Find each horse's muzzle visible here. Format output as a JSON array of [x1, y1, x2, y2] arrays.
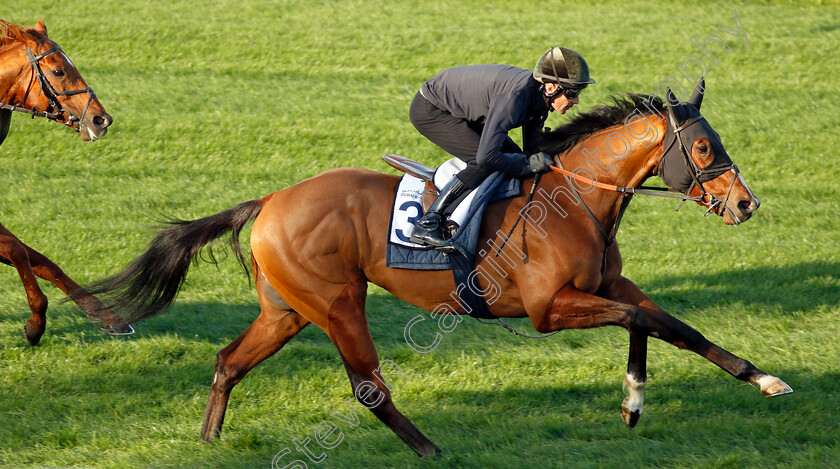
[[80, 112, 113, 141], [724, 195, 760, 225]]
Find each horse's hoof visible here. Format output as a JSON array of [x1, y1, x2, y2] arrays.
[[23, 322, 44, 346], [104, 324, 135, 335], [103, 318, 135, 336], [621, 400, 641, 429], [758, 376, 793, 397], [417, 444, 443, 458]]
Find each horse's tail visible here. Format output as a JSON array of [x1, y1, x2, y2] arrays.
[[87, 198, 267, 324]]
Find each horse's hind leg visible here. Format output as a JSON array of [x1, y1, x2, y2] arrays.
[[23, 239, 133, 334], [201, 267, 310, 442], [605, 275, 792, 397], [325, 274, 441, 458], [0, 234, 48, 346]]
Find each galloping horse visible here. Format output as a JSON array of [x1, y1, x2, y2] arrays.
[[91, 83, 791, 456], [0, 19, 131, 344]]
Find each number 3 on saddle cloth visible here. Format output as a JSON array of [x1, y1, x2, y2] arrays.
[[383, 155, 521, 272]]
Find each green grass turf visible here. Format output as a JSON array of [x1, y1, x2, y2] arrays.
[[1, 0, 839, 467]]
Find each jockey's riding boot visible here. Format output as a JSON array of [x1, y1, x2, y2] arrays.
[[410, 176, 469, 250]]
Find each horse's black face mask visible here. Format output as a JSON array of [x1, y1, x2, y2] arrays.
[[659, 99, 736, 195]]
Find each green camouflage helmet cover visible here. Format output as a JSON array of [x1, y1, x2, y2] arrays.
[[533, 47, 596, 86]]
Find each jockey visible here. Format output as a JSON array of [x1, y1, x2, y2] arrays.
[[409, 47, 596, 250]]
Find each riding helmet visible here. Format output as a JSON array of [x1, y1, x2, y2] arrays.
[[533, 47, 596, 86]]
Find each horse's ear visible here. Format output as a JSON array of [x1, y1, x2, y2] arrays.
[[688, 77, 705, 110], [34, 19, 47, 36], [665, 88, 679, 122], [665, 87, 680, 107]]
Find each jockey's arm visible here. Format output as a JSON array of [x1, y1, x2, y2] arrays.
[[475, 94, 531, 177]]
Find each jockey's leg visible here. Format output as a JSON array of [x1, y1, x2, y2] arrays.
[[410, 175, 469, 250], [408, 92, 507, 250]]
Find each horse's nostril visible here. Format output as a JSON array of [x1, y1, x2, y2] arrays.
[[92, 114, 112, 128], [739, 199, 755, 213]]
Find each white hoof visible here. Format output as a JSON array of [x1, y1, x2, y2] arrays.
[[621, 374, 645, 428], [756, 375, 793, 397]]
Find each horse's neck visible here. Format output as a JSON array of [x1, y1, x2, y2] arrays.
[[558, 116, 666, 225], [563, 116, 666, 189], [0, 43, 27, 103]]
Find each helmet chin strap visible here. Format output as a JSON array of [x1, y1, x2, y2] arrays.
[[544, 52, 564, 102]]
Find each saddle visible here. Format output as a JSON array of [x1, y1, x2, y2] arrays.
[[382, 154, 507, 320], [382, 154, 441, 213]]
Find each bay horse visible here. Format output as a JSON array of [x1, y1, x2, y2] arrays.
[[90, 83, 791, 457], [0, 19, 132, 345]]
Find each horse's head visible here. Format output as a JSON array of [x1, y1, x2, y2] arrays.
[[658, 80, 759, 225], [2, 19, 112, 141]]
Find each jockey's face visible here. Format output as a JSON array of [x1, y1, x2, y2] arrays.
[[543, 83, 579, 114]]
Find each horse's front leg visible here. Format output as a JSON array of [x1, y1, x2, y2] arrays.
[[531, 285, 649, 428], [603, 275, 792, 397], [0, 234, 48, 345]]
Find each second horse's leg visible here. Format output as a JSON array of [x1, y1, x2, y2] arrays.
[[25, 243, 133, 334], [0, 234, 48, 345], [0, 221, 132, 335]]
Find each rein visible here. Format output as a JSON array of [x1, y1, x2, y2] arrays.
[[0, 43, 96, 127], [0, 102, 65, 120], [549, 165, 704, 203]]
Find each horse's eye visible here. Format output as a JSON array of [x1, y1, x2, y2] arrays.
[[52, 69, 65, 77], [697, 143, 709, 153]]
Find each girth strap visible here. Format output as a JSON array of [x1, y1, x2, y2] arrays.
[[449, 251, 497, 320], [550, 164, 703, 203]]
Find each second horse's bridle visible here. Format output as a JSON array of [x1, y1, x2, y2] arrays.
[[0, 43, 97, 128]]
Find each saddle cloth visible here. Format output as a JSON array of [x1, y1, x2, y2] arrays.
[[386, 158, 520, 270]]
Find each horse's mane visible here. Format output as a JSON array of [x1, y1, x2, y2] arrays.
[[536, 93, 665, 155], [0, 20, 48, 49]]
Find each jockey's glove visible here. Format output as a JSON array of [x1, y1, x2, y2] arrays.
[[528, 152, 554, 174]]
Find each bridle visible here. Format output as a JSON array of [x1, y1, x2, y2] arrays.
[[660, 108, 740, 218], [484, 102, 743, 339], [0, 43, 96, 127]]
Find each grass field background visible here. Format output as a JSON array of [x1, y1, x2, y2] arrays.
[[1, 1, 839, 468]]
